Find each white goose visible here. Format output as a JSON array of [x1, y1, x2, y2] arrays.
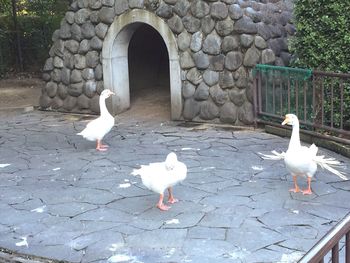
[[260, 114, 347, 195], [77, 89, 115, 151], [131, 152, 187, 211]]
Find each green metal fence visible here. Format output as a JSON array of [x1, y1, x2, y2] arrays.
[[253, 64, 350, 142]]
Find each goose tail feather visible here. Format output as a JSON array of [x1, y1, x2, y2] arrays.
[[313, 156, 347, 180], [259, 150, 286, 160]]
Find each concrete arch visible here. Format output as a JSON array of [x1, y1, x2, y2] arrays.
[[102, 9, 182, 120]]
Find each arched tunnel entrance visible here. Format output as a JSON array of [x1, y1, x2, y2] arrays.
[[127, 24, 170, 121], [102, 9, 182, 120]]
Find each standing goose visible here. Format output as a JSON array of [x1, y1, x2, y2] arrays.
[[131, 152, 187, 211], [77, 89, 115, 151], [260, 114, 347, 195]]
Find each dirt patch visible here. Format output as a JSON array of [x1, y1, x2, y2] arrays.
[[119, 86, 171, 123], [0, 77, 172, 122], [0, 77, 43, 110]]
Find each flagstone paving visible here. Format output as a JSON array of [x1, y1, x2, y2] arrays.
[[0, 110, 349, 263]]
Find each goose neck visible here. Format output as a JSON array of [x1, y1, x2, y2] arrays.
[[289, 123, 301, 150], [99, 96, 109, 116]]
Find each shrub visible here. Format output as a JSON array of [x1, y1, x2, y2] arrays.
[[290, 0, 350, 131]]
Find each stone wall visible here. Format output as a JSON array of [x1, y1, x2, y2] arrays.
[[40, 0, 295, 125]]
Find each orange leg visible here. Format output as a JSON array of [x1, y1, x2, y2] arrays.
[[96, 140, 108, 151], [167, 187, 179, 204], [302, 177, 313, 195], [157, 194, 171, 211], [289, 175, 300, 193]]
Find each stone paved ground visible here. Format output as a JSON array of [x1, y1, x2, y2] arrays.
[[0, 109, 349, 263]]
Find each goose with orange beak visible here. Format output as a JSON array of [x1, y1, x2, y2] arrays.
[[77, 89, 115, 151], [260, 114, 347, 195]]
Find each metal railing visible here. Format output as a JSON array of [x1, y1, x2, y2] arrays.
[[253, 65, 350, 143], [299, 213, 350, 263]]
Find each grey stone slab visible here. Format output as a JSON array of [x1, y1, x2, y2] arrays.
[[259, 209, 329, 229], [162, 212, 205, 229], [314, 190, 350, 209], [187, 226, 226, 240], [279, 237, 320, 254], [69, 230, 124, 251], [226, 225, 285, 252], [23, 244, 84, 263], [74, 207, 133, 223], [0, 187, 32, 205], [0, 111, 349, 262], [199, 211, 245, 228], [34, 186, 118, 205], [107, 196, 156, 215], [250, 187, 292, 209], [0, 208, 47, 226], [47, 202, 97, 217], [170, 184, 213, 203], [283, 199, 349, 221], [276, 224, 318, 240], [244, 248, 303, 263], [129, 218, 164, 231], [125, 229, 187, 248], [200, 191, 252, 207], [182, 239, 236, 259], [331, 180, 350, 191]]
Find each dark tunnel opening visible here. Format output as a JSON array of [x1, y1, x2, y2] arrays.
[[127, 24, 170, 118]]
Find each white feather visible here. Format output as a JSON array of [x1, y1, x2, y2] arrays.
[[131, 152, 187, 195], [77, 89, 115, 142], [261, 114, 347, 181]]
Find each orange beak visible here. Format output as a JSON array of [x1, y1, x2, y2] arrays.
[[281, 116, 289, 125]]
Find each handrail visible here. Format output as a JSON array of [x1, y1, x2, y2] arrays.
[[299, 213, 350, 263]]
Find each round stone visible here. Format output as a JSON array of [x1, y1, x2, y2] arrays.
[[71, 69, 83, 83], [211, 2, 228, 20], [203, 33, 221, 55], [86, 51, 100, 68], [238, 101, 254, 124], [201, 16, 215, 34], [200, 100, 219, 120], [63, 96, 77, 111], [193, 51, 209, 69], [191, 0, 210, 18], [220, 101, 237, 123], [45, 82, 58, 98], [82, 68, 95, 80], [58, 83, 68, 100], [180, 51, 195, 69], [168, 15, 184, 34], [225, 51, 243, 71], [182, 15, 201, 33], [183, 81, 196, 99], [229, 87, 246, 106], [209, 85, 228, 105], [77, 94, 90, 109], [194, 82, 209, 101], [219, 70, 234, 89], [177, 31, 191, 51], [222, 36, 239, 53], [183, 98, 200, 120], [39, 94, 52, 108], [68, 82, 84, 97], [84, 80, 97, 98], [203, 70, 219, 86], [254, 36, 266, 50]]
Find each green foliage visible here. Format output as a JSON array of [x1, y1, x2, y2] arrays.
[[291, 0, 350, 73], [290, 0, 350, 131], [0, 0, 70, 76]]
